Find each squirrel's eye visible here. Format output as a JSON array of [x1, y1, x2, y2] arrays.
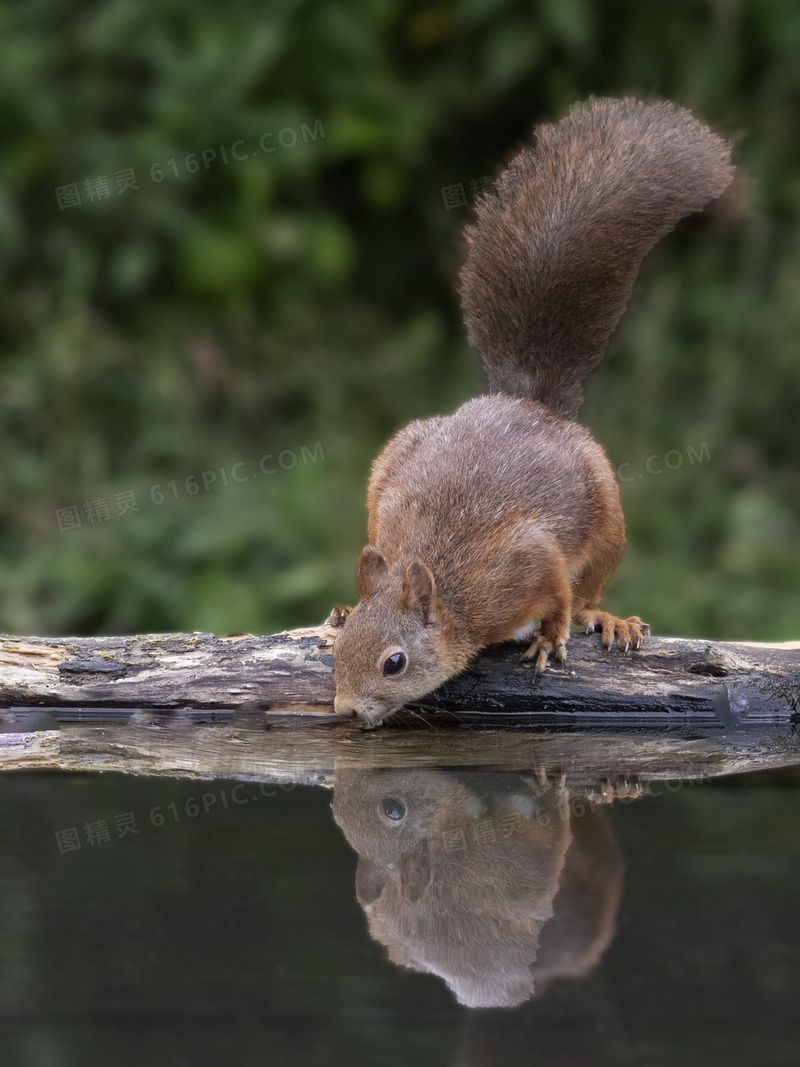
[[383, 652, 407, 676], [382, 797, 406, 821]]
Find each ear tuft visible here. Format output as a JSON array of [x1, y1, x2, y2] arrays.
[[356, 545, 389, 600], [401, 560, 436, 624]]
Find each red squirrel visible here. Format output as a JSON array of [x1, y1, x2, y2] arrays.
[[330, 97, 734, 726]]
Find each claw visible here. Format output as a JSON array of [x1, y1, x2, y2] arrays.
[[576, 610, 649, 654], [522, 633, 568, 673]]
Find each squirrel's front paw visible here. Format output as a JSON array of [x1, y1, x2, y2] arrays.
[[324, 606, 352, 629], [576, 610, 649, 652], [522, 633, 568, 673], [586, 775, 645, 804]]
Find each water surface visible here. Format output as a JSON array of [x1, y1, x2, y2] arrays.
[[1, 720, 799, 1065]]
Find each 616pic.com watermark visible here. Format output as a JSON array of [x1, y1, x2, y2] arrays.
[[54, 781, 298, 855], [54, 441, 325, 533], [617, 441, 710, 483], [54, 119, 325, 210]]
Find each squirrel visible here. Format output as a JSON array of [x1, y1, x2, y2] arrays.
[[330, 97, 735, 727], [332, 767, 626, 1008]]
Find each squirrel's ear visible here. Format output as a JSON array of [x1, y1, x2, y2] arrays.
[[399, 838, 433, 903], [356, 545, 389, 600], [401, 560, 437, 624], [355, 857, 388, 905]]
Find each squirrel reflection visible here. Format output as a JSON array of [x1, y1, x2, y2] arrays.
[[332, 769, 633, 1009]]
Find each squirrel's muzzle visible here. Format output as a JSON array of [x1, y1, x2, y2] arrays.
[[333, 695, 359, 719], [334, 693, 395, 728]]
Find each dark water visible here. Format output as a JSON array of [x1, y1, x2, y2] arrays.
[[1, 756, 799, 1066]]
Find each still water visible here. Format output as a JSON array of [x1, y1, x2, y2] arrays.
[[1, 720, 799, 1066]]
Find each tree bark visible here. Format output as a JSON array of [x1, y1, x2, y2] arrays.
[[0, 627, 797, 727]]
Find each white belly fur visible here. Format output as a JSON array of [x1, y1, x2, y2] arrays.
[[511, 620, 539, 642]]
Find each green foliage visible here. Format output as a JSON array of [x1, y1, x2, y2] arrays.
[[0, 0, 797, 639]]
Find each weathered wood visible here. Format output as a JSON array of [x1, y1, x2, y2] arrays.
[[1, 717, 799, 788], [0, 627, 798, 727]]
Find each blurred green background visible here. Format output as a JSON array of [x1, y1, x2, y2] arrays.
[[0, 0, 797, 641]]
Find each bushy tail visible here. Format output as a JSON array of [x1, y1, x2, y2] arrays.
[[459, 97, 735, 419]]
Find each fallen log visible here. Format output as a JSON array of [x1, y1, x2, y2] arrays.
[[0, 626, 798, 727]]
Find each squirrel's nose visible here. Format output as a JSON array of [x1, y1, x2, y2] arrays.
[[334, 695, 358, 719]]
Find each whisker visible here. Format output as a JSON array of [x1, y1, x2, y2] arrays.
[[404, 708, 435, 729], [407, 701, 471, 728]]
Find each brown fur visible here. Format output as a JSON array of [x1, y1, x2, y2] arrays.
[[460, 96, 734, 419], [332, 97, 735, 725], [332, 769, 624, 1008]]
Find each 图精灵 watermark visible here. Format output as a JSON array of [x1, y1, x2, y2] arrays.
[[54, 780, 300, 855], [54, 441, 325, 533], [55, 120, 326, 210], [441, 174, 496, 210]]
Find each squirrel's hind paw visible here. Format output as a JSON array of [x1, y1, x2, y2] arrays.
[[576, 611, 649, 652], [522, 633, 568, 673]]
